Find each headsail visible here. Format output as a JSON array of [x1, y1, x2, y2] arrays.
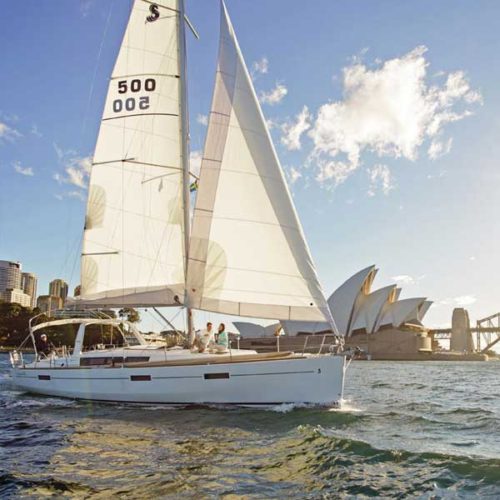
[[80, 0, 185, 307], [187, 2, 333, 323]]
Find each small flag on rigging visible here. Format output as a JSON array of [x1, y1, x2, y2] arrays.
[[190, 180, 199, 192]]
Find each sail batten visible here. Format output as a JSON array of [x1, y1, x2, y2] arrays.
[[186, 1, 332, 323], [79, 0, 186, 307]]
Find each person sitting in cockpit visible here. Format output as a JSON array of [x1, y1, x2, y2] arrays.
[[214, 323, 229, 353], [36, 333, 54, 358]]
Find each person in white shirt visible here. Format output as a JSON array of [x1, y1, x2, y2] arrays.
[[195, 322, 214, 353]]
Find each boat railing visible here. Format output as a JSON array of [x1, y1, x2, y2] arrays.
[[301, 334, 342, 355], [228, 332, 240, 350]]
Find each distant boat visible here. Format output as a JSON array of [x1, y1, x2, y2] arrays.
[[10, 0, 347, 406]]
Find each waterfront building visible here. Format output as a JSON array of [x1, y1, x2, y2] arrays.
[[0, 288, 32, 308], [0, 261, 32, 308], [37, 295, 63, 315], [0, 260, 22, 291], [49, 279, 69, 302], [237, 265, 435, 359], [21, 272, 37, 307]]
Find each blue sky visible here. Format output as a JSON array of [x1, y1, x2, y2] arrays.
[[1, 0, 499, 331]]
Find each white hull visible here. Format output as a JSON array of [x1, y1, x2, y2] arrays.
[[11, 354, 346, 406]]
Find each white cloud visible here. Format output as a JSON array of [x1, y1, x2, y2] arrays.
[[196, 114, 208, 126], [308, 46, 482, 188], [281, 106, 311, 151], [315, 159, 357, 188], [31, 124, 42, 138], [440, 295, 477, 307], [266, 118, 280, 130], [53, 144, 92, 189], [13, 162, 34, 177], [287, 166, 302, 185], [54, 190, 86, 202], [80, 0, 94, 18], [391, 274, 425, 285], [252, 57, 269, 77], [428, 137, 453, 159], [367, 164, 394, 196], [189, 150, 202, 178], [0, 121, 22, 143], [260, 83, 288, 106]]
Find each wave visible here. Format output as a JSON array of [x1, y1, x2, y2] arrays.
[[290, 427, 500, 493], [0, 472, 97, 498]]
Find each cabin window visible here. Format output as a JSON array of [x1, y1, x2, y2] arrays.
[[80, 356, 150, 366], [130, 375, 151, 381], [124, 356, 149, 363], [204, 373, 230, 380]]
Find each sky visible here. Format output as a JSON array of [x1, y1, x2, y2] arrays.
[[1, 0, 499, 332]]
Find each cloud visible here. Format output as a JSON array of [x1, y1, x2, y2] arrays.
[[287, 166, 302, 185], [308, 46, 482, 188], [53, 143, 92, 189], [391, 274, 425, 285], [196, 114, 208, 126], [367, 164, 394, 196], [440, 295, 477, 307], [31, 124, 42, 138], [281, 106, 311, 151], [189, 150, 202, 178], [54, 190, 86, 202], [315, 159, 357, 188], [252, 57, 269, 77], [428, 137, 452, 159], [0, 121, 22, 143], [13, 162, 34, 177], [80, 0, 94, 18], [260, 83, 288, 106]]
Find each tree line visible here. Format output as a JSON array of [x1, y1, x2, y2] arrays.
[[0, 302, 140, 348]]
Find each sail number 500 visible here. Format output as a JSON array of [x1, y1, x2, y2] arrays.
[[112, 78, 156, 113]]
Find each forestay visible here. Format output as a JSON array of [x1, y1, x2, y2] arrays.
[[187, 2, 333, 323], [80, 0, 186, 306]]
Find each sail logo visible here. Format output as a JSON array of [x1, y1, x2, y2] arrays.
[[146, 4, 160, 22]]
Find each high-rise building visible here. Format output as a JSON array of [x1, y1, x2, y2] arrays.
[[49, 279, 69, 302], [0, 260, 32, 307], [37, 295, 63, 315], [0, 260, 22, 291], [21, 272, 38, 307], [0, 289, 31, 307]]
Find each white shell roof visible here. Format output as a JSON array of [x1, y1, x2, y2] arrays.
[[233, 321, 280, 337], [235, 268, 432, 338], [280, 320, 330, 336], [349, 285, 398, 335], [379, 297, 426, 328], [327, 265, 377, 336]]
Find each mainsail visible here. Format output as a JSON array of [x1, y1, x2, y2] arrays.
[[80, 0, 186, 306], [187, 2, 333, 323]]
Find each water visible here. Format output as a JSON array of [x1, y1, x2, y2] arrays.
[[1, 354, 499, 498]]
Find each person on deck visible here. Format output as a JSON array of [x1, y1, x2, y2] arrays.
[[196, 322, 214, 353], [36, 333, 54, 358], [214, 323, 229, 353]]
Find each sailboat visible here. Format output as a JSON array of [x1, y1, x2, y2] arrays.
[[10, 0, 348, 406]]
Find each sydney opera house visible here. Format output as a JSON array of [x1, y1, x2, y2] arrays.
[[236, 265, 434, 359]]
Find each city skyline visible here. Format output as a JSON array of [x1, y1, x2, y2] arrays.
[[1, 0, 500, 330]]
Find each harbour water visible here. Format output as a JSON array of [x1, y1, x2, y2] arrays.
[[1, 353, 499, 498]]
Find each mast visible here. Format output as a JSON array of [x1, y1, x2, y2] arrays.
[[178, 0, 194, 342]]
